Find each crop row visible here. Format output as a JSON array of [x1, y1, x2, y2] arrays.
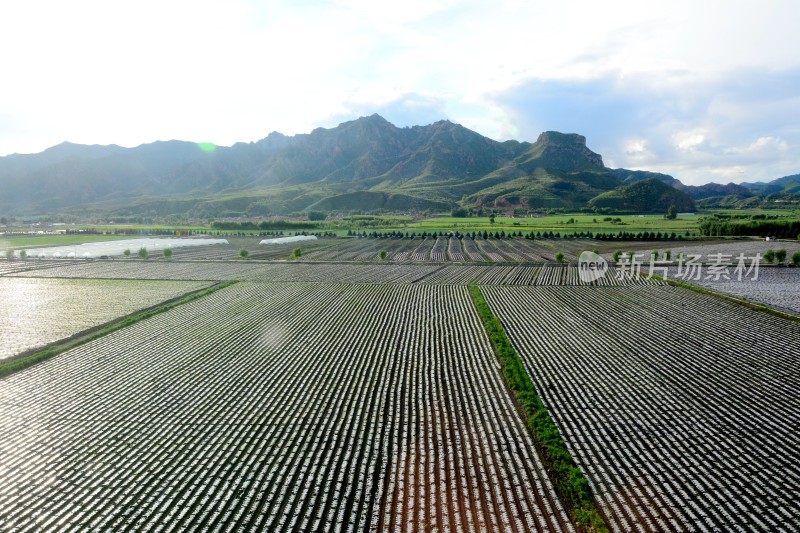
[[9, 261, 664, 287], [7, 236, 618, 265], [0, 259, 66, 276], [0, 283, 572, 531], [660, 266, 800, 315], [482, 285, 800, 531], [0, 278, 211, 361], [275, 237, 592, 263], [614, 239, 800, 265]]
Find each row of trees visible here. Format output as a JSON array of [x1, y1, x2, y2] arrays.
[[699, 218, 800, 239], [210, 220, 318, 231], [345, 229, 689, 241], [121, 248, 171, 260], [764, 249, 800, 266]]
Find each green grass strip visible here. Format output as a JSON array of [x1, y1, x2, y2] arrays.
[[0, 281, 237, 379], [469, 284, 609, 532]]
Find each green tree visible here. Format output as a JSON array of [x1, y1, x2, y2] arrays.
[[665, 204, 678, 220], [123, 249, 131, 258], [5, 249, 14, 260], [612, 250, 623, 262], [0, 217, 7, 225], [293, 247, 302, 258], [763, 249, 775, 264], [307, 211, 326, 221], [19, 250, 27, 260], [379, 250, 387, 260], [239, 249, 249, 259], [775, 249, 787, 264], [163, 248, 173, 260], [137, 247, 149, 260], [791, 251, 800, 267], [489, 215, 496, 224], [555, 252, 565, 263], [665, 250, 672, 261]]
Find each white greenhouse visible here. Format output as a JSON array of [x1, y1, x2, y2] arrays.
[[259, 235, 317, 245]]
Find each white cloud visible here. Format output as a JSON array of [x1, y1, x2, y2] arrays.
[[673, 131, 707, 152], [0, 0, 798, 186], [625, 139, 648, 155], [742, 136, 789, 153]]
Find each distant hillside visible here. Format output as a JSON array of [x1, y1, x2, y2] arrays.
[[741, 174, 800, 195], [610, 169, 681, 188], [705, 174, 800, 208], [0, 115, 795, 217], [680, 182, 753, 200], [587, 178, 696, 213]]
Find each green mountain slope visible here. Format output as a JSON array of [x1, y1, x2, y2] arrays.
[[1, 114, 792, 217], [587, 178, 696, 213]]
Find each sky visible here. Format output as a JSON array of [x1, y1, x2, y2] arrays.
[[1, 0, 798, 185]]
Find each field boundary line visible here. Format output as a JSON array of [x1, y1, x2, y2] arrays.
[[650, 274, 800, 323], [0, 280, 238, 379], [468, 284, 609, 532]]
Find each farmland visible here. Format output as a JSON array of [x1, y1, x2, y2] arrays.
[[0, 278, 211, 361], [0, 235, 798, 531], [664, 267, 800, 315], [0, 283, 572, 531], [10, 260, 663, 287], [617, 239, 800, 265], [483, 286, 800, 531]]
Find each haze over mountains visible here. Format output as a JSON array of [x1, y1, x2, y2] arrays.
[[0, 115, 797, 218]]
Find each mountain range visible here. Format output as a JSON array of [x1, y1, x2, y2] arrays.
[[0, 114, 797, 218]]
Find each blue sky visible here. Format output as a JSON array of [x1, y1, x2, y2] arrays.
[[1, 0, 798, 185]]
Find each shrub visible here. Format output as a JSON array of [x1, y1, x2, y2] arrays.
[[163, 248, 173, 260], [293, 247, 302, 258], [239, 249, 249, 259], [665, 250, 672, 261], [123, 249, 131, 257], [791, 251, 800, 267], [775, 249, 787, 264], [555, 252, 565, 263], [379, 250, 387, 260], [763, 249, 775, 264], [137, 247, 148, 260], [612, 250, 622, 262]]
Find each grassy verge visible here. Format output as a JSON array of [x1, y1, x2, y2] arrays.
[[650, 274, 800, 323], [0, 281, 237, 379], [469, 284, 609, 532]]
